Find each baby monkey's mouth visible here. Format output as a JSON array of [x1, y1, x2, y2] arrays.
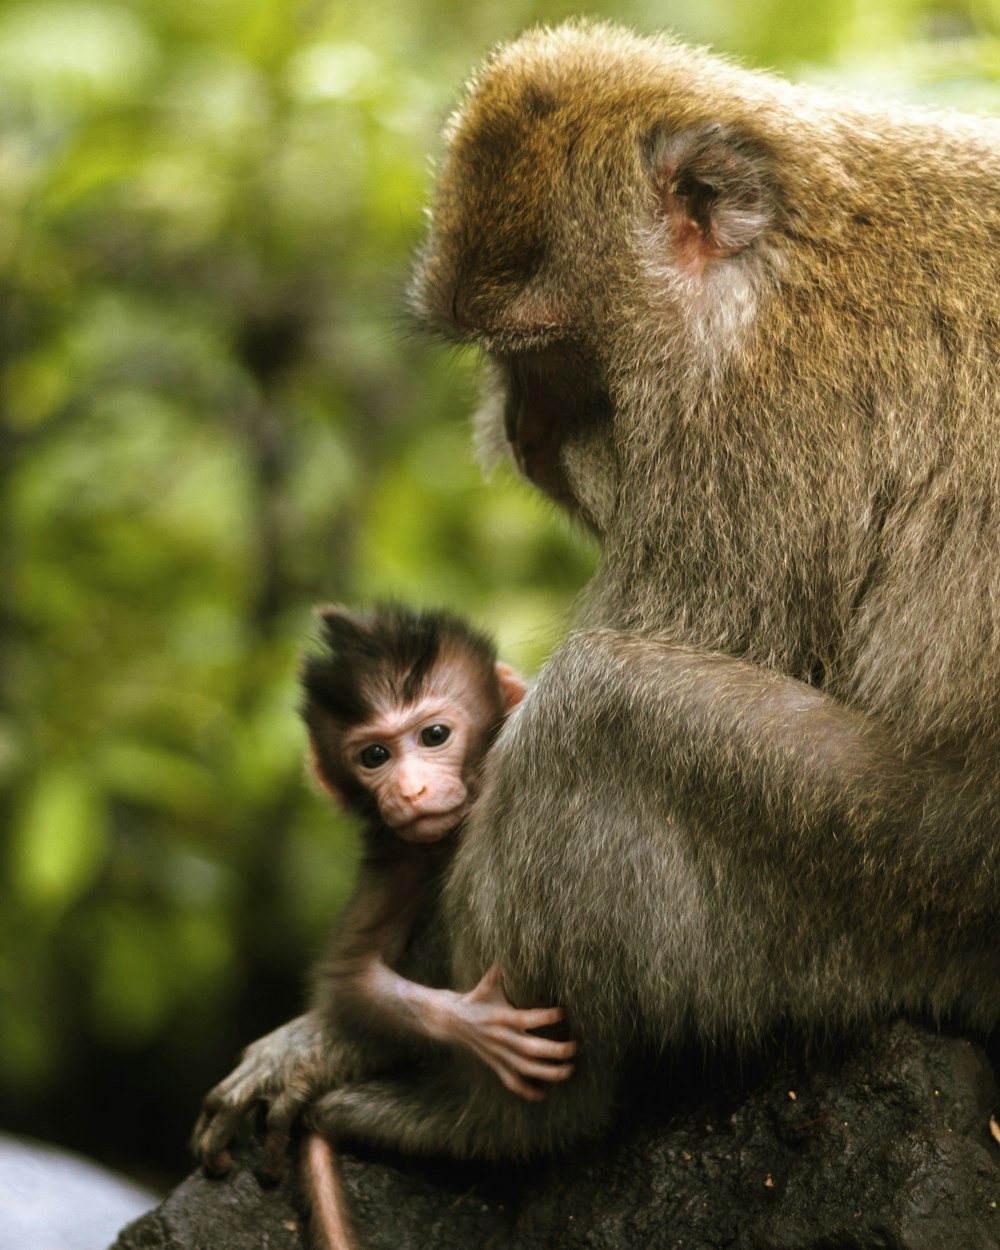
[[396, 802, 470, 843]]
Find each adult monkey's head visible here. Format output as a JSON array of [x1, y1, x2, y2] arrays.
[[409, 17, 993, 595], [408, 21, 800, 536]]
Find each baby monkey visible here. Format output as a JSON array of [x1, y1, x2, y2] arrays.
[[303, 602, 574, 1094], [300, 604, 575, 1247]]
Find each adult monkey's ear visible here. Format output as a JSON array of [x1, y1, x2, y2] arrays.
[[647, 124, 769, 265], [495, 662, 529, 711]]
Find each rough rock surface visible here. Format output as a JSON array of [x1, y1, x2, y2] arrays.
[[112, 1019, 1000, 1250]]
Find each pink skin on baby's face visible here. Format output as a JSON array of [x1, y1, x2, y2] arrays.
[[341, 658, 524, 842]]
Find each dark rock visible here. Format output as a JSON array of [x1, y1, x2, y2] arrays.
[[111, 1019, 1000, 1250]]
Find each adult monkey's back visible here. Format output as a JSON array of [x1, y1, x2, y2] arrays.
[[195, 20, 1000, 1169]]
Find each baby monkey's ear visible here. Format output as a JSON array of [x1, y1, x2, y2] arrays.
[[307, 738, 346, 808], [495, 662, 528, 711]]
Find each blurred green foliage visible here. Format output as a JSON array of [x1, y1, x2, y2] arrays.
[[1, 0, 998, 1186]]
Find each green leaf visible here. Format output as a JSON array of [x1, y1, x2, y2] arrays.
[[9, 767, 108, 910], [87, 910, 172, 1043], [96, 740, 218, 817]]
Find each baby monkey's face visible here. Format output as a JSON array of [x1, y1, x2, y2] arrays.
[[341, 658, 501, 843]]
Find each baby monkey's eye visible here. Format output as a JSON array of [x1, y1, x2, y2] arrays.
[[359, 744, 390, 769], [421, 724, 451, 747]]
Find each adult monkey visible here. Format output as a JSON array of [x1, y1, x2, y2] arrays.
[[195, 20, 1000, 1173]]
